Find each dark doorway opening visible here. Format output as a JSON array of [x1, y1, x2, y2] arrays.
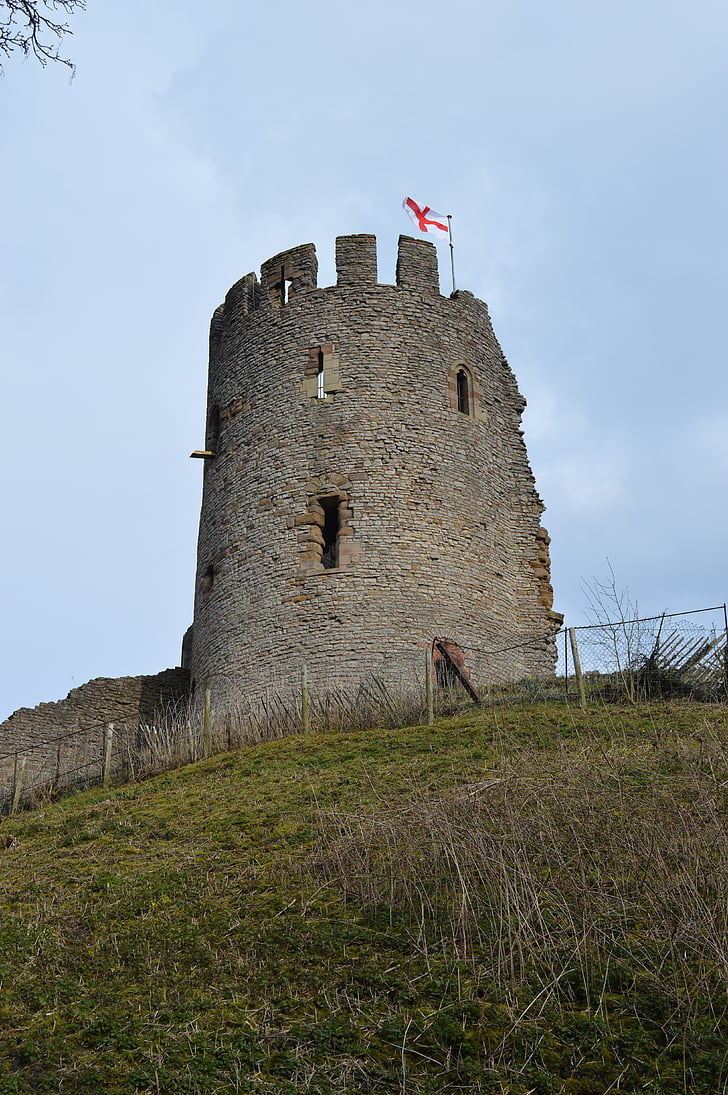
[[432, 638, 481, 703]]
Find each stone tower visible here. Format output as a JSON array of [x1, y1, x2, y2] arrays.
[[189, 234, 560, 711]]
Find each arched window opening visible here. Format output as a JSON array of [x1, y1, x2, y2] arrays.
[[456, 368, 470, 415], [447, 361, 480, 417], [432, 638, 480, 703]]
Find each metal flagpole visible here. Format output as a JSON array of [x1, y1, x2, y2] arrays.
[[447, 215, 456, 294]]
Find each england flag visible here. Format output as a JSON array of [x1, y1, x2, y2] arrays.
[[402, 197, 449, 237]]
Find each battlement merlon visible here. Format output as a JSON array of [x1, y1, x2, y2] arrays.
[[261, 243, 318, 303], [336, 234, 378, 287], [250, 234, 441, 303], [209, 302, 225, 363], [395, 234, 440, 294]]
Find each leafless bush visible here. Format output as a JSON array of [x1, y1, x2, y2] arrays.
[[580, 565, 654, 702]]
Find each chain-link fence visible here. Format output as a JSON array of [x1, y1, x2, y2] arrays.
[[557, 604, 728, 704]]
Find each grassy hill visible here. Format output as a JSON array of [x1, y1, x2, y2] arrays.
[[1, 701, 727, 1094]]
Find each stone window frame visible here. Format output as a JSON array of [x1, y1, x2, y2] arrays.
[[446, 360, 485, 419], [294, 489, 358, 577], [301, 343, 342, 400]]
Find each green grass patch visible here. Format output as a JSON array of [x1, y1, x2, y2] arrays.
[[0, 702, 727, 1092]]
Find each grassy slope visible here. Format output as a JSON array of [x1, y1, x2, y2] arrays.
[[1, 702, 727, 1094]]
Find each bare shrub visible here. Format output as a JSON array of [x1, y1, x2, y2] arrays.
[[313, 723, 728, 1018]]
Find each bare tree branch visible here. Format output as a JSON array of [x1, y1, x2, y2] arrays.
[[0, 0, 85, 73]]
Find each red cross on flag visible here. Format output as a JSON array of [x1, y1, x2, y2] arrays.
[[402, 197, 449, 238]]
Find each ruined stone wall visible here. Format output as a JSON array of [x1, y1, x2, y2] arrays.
[[0, 669, 190, 790], [191, 234, 560, 711]]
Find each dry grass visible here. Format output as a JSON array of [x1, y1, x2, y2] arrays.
[[3, 674, 474, 811], [314, 721, 728, 1032]]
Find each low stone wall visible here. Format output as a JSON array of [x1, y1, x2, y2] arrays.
[[0, 668, 190, 796]]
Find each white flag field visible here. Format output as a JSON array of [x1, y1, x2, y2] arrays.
[[402, 197, 450, 238]]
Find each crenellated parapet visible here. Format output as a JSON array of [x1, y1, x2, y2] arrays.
[[210, 233, 476, 327]]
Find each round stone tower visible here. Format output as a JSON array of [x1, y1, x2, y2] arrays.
[[189, 234, 560, 711]]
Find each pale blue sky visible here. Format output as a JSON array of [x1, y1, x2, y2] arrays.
[[2, 0, 727, 716]]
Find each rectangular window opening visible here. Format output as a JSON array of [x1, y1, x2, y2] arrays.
[[280, 266, 295, 305], [320, 497, 340, 569], [316, 349, 325, 399]]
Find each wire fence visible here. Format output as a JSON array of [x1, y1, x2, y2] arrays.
[[558, 603, 728, 705], [0, 707, 197, 816], [1, 605, 725, 814]]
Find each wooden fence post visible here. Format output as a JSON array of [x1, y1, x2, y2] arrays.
[[563, 627, 569, 703], [301, 666, 310, 734], [425, 648, 434, 725], [102, 724, 114, 787], [568, 628, 587, 709], [11, 755, 27, 815], [203, 689, 212, 759]]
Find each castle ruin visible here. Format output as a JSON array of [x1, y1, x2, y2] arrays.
[[0, 231, 561, 797], [188, 233, 561, 709]]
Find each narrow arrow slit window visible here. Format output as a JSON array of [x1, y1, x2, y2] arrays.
[[320, 497, 340, 569]]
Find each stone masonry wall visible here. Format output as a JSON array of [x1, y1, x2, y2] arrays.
[[0, 668, 190, 793], [191, 234, 561, 712]]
